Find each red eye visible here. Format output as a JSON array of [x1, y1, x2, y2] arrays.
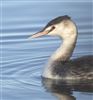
[[52, 26, 55, 30], [48, 26, 55, 33]]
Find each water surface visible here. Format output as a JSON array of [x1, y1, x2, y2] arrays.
[[1, 0, 93, 100]]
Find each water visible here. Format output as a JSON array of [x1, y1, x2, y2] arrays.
[[1, 0, 93, 100]]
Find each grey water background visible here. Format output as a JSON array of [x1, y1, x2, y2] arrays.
[[1, 0, 93, 100]]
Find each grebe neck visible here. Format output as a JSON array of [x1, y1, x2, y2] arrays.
[[43, 33, 77, 78], [50, 34, 77, 62]]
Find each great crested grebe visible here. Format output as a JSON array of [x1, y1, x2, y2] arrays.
[[29, 15, 93, 80]]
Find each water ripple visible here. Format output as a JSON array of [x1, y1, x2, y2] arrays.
[[1, 1, 93, 100]]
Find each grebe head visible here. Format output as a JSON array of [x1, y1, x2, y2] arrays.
[[30, 15, 77, 39]]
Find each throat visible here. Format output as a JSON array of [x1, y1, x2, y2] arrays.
[[50, 36, 77, 62]]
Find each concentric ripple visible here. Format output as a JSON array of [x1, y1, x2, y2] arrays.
[[14, 56, 46, 87]]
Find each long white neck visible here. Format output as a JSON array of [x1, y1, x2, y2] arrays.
[[43, 34, 77, 78], [50, 35, 77, 62]]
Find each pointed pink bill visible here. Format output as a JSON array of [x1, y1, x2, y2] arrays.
[[28, 26, 55, 39], [29, 30, 49, 39]]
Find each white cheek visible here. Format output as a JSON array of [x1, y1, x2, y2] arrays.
[[48, 30, 57, 36], [56, 24, 64, 35], [62, 27, 73, 38]]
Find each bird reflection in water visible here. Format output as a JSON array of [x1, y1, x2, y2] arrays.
[[42, 78, 93, 100]]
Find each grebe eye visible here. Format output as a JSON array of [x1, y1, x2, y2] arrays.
[[48, 26, 55, 33]]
